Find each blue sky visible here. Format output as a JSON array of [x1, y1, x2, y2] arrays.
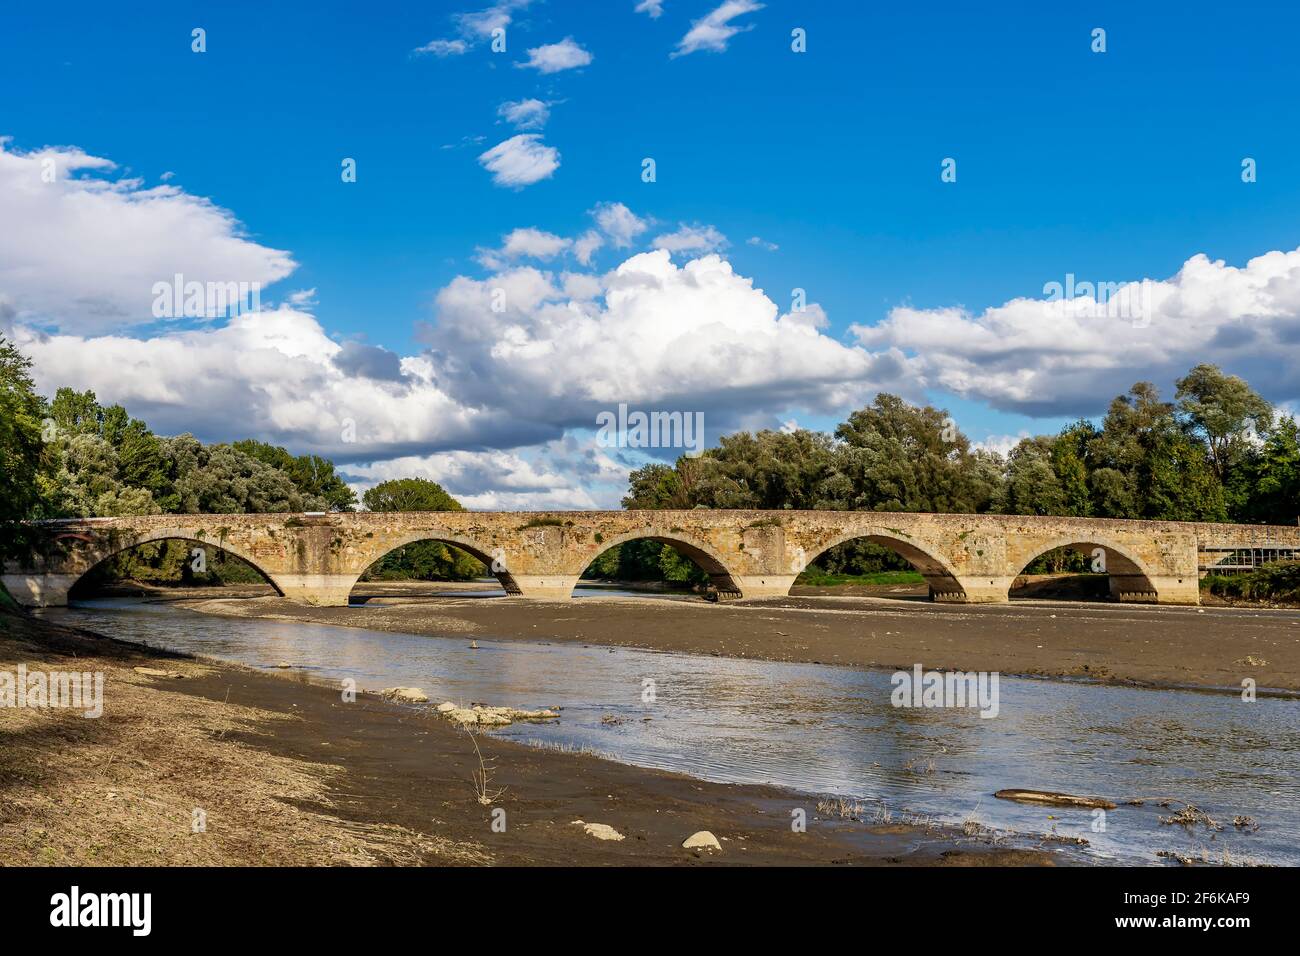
[[3, 1, 1300, 506]]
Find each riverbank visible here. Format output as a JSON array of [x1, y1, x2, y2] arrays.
[[0, 609, 1070, 866], [172, 584, 1300, 694]]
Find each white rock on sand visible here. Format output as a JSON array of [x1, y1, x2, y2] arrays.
[[436, 701, 558, 727], [682, 830, 722, 851], [132, 666, 184, 679], [381, 687, 429, 703], [572, 821, 625, 841]]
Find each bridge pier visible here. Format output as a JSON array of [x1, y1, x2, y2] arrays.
[[1114, 574, 1198, 605], [271, 574, 357, 607], [510, 576, 580, 601], [2, 573, 75, 608], [947, 576, 1013, 603], [732, 575, 798, 599]]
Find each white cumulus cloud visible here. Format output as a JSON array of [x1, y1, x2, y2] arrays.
[[573, 231, 604, 266], [971, 433, 1029, 458], [414, 39, 468, 56], [593, 201, 649, 248], [422, 250, 904, 431], [500, 227, 571, 259], [415, 1, 532, 55], [673, 0, 764, 57], [0, 140, 295, 334], [477, 134, 561, 188], [477, 227, 572, 268], [519, 37, 593, 73], [497, 98, 551, 129], [343, 439, 627, 510], [652, 223, 728, 255], [10, 307, 540, 460], [851, 248, 1300, 416]]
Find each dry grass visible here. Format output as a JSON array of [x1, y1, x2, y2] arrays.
[[816, 796, 868, 821], [461, 725, 506, 807], [0, 628, 489, 866], [513, 737, 607, 758]]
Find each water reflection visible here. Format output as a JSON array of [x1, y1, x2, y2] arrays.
[[42, 598, 1300, 865]]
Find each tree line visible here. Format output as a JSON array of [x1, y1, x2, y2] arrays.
[[622, 364, 1296, 522], [614, 364, 1299, 581]]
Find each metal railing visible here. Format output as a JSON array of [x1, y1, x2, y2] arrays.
[[1199, 548, 1300, 575]]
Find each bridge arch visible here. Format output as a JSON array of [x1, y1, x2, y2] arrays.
[[570, 528, 743, 599], [347, 531, 521, 596], [67, 528, 285, 597], [1010, 535, 1160, 602], [797, 529, 967, 601]]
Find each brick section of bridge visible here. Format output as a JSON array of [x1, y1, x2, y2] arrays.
[[5, 511, 1299, 608]]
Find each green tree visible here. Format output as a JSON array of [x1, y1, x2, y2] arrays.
[[1050, 422, 1095, 516], [1237, 415, 1300, 524], [362, 477, 463, 513], [1175, 364, 1272, 479], [0, 336, 47, 556], [695, 429, 842, 510], [622, 462, 691, 510], [578, 539, 708, 587], [233, 439, 356, 511], [359, 478, 482, 581], [164, 439, 324, 513], [1087, 382, 1225, 520], [1000, 437, 1067, 516], [47, 387, 103, 436], [832, 394, 999, 513]]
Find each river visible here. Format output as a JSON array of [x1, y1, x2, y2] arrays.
[[39, 597, 1300, 865]]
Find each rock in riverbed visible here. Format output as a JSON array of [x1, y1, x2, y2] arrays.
[[133, 666, 184, 679], [573, 821, 625, 841], [437, 701, 559, 727], [682, 830, 722, 851], [994, 789, 1116, 810], [381, 687, 430, 703]]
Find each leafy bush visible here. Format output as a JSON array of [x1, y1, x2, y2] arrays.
[[580, 540, 707, 586], [794, 568, 925, 587], [1205, 561, 1300, 602]]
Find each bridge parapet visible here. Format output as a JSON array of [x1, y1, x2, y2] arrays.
[[1190, 521, 1300, 551]]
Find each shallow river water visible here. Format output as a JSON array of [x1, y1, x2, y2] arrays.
[[41, 598, 1300, 865]]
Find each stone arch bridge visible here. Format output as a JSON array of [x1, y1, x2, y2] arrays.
[[5, 511, 1299, 608]]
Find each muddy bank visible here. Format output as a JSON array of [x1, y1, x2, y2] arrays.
[[175, 586, 1300, 694], [0, 610, 1068, 866]]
